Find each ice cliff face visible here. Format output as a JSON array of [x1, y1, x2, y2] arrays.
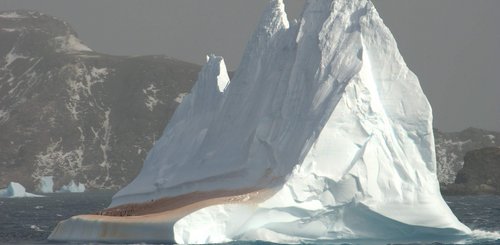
[[0, 10, 199, 190], [108, 0, 470, 243]]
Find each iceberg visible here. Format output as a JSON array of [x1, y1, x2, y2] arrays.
[[37, 176, 54, 193], [0, 182, 43, 198], [57, 180, 85, 193], [50, 0, 471, 243]]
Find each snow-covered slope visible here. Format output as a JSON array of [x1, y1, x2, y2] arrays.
[[0, 10, 199, 190], [50, 0, 470, 243]]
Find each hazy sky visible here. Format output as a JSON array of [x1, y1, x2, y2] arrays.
[[0, 0, 499, 132]]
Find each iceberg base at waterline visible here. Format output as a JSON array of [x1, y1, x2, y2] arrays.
[[0, 182, 43, 198], [49, 189, 274, 243], [56, 180, 86, 193], [49, 188, 467, 244], [50, 0, 472, 243]]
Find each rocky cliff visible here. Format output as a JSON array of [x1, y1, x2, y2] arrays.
[[0, 10, 199, 190], [443, 147, 500, 195], [435, 128, 500, 185]]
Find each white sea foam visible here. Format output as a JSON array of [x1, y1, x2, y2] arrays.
[[471, 230, 500, 240]]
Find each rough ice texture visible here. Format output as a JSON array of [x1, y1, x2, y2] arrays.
[[57, 180, 85, 193], [50, 0, 470, 243], [37, 176, 54, 193], [0, 182, 42, 198]]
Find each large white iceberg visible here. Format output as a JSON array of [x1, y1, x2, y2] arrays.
[[0, 182, 43, 198], [50, 0, 471, 243]]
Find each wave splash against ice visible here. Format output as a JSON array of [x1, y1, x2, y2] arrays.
[[463, 230, 500, 244]]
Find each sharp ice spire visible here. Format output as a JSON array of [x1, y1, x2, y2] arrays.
[[256, 0, 290, 37], [203, 55, 230, 93]]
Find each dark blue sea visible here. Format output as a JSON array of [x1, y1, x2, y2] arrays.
[[0, 192, 499, 244]]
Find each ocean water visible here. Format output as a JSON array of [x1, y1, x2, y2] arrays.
[[0, 191, 113, 243], [0, 192, 499, 244]]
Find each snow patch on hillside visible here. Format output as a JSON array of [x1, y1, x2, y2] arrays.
[[32, 138, 85, 183], [143, 84, 162, 111], [486, 134, 496, 143], [54, 35, 92, 53], [174, 93, 187, 104], [0, 109, 9, 124], [4, 49, 28, 68], [1, 28, 19, 32], [0, 12, 26, 19]]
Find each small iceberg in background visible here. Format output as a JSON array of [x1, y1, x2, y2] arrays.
[[37, 176, 54, 193], [57, 180, 85, 193], [0, 182, 43, 198], [36, 177, 86, 193]]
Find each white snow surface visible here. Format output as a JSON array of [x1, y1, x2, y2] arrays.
[[57, 180, 85, 193], [174, 93, 187, 104], [0, 12, 25, 19], [1, 28, 19, 32], [3, 49, 28, 68], [37, 176, 54, 193], [54, 35, 92, 53], [0, 182, 43, 198], [486, 134, 496, 143], [143, 84, 161, 111], [51, 0, 471, 244]]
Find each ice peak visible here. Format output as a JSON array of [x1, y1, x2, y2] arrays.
[[216, 59, 230, 93], [257, 0, 290, 37], [270, 0, 285, 9], [301, 0, 373, 21], [204, 55, 230, 93]]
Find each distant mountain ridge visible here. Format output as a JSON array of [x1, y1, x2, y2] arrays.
[[0, 10, 199, 190]]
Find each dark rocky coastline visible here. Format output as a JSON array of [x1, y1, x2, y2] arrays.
[[442, 147, 500, 195]]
